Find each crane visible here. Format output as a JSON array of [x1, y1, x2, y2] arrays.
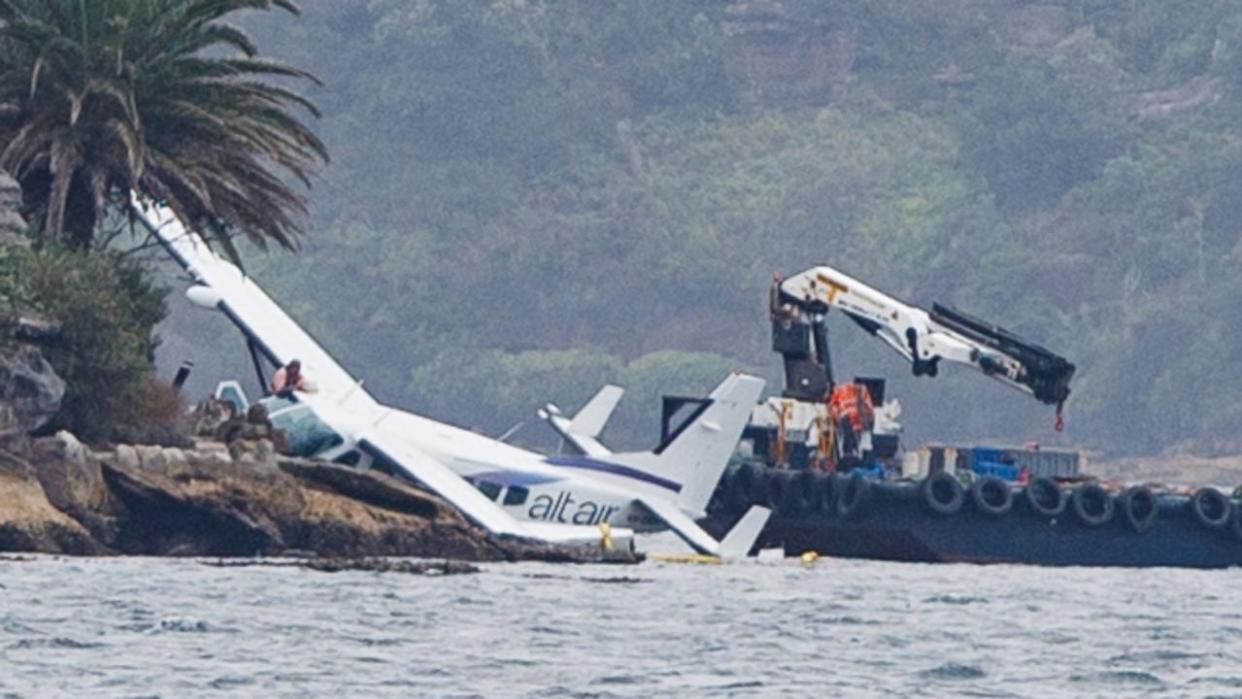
[[741, 264, 1075, 476], [774, 266, 1075, 423]]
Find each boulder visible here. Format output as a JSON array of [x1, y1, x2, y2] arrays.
[[31, 430, 87, 465], [0, 450, 100, 554], [184, 442, 233, 469], [188, 397, 236, 438], [0, 345, 66, 438], [30, 431, 99, 511], [99, 453, 302, 556], [134, 444, 169, 474], [114, 444, 140, 471], [28, 432, 117, 544], [12, 312, 61, 343], [228, 437, 279, 472]]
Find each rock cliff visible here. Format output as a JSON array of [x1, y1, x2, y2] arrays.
[[0, 170, 66, 450], [0, 431, 636, 562]]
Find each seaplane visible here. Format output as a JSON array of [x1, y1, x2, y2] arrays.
[[135, 197, 771, 558]]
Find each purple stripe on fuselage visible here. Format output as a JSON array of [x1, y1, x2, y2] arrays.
[[472, 470, 562, 488], [543, 455, 682, 493]]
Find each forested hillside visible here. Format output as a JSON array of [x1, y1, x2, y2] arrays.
[[157, 0, 1242, 456]]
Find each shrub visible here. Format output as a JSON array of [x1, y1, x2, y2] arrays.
[[4, 247, 168, 442]]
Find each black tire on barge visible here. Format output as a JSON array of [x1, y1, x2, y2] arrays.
[[970, 476, 1013, 517], [819, 474, 840, 518], [765, 471, 791, 511], [728, 463, 762, 511], [1190, 487, 1231, 529], [921, 472, 964, 516], [1071, 483, 1115, 527], [1119, 485, 1158, 533], [836, 473, 872, 520], [1230, 502, 1242, 542], [1024, 477, 1067, 518], [776, 470, 820, 517]]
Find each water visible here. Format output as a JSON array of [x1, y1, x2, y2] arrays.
[[3, 552, 1242, 698]]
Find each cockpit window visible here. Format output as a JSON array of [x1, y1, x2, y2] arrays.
[[268, 405, 344, 457], [503, 485, 529, 506], [475, 480, 502, 501], [214, 381, 250, 414]]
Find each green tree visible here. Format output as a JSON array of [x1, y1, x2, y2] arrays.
[[0, 0, 326, 254]]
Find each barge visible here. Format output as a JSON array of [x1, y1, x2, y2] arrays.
[[706, 468, 1242, 568], [700, 266, 1242, 568]]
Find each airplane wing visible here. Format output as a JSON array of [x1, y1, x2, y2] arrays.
[[353, 427, 530, 538], [132, 197, 374, 411], [637, 496, 770, 558], [308, 395, 630, 547]]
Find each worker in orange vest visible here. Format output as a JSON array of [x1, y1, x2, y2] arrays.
[[829, 383, 874, 463]]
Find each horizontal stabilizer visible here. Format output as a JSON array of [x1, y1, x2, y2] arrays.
[[717, 506, 771, 559], [538, 385, 624, 457], [639, 496, 770, 559], [570, 385, 623, 438]]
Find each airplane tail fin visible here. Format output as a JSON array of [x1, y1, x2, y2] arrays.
[[610, 373, 764, 515]]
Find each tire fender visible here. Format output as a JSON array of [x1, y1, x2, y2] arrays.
[[921, 471, 965, 516], [1229, 501, 1242, 541], [819, 474, 840, 518], [728, 463, 761, 512], [1119, 485, 1158, 534], [836, 473, 873, 520], [970, 476, 1013, 517], [765, 471, 790, 511], [1190, 487, 1231, 529], [789, 469, 820, 515], [1071, 483, 1115, 527], [1024, 477, 1067, 518]]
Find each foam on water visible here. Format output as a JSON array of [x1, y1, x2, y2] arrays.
[[1, 554, 1241, 697]]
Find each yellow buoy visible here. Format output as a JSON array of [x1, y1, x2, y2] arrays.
[[800, 550, 820, 564]]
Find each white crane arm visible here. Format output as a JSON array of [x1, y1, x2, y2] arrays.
[[778, 266, 1074, 408]]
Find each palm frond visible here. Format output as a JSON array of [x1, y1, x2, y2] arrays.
[[0, 0, 323, 255]]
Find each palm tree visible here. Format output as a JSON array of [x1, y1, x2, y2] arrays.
[[0, 0, 327, 256]]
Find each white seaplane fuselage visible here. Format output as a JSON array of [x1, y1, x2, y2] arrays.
[[266, 394, 671, 531]]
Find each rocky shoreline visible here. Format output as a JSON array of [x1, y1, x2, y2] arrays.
[[0, 431, 638, 564]]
